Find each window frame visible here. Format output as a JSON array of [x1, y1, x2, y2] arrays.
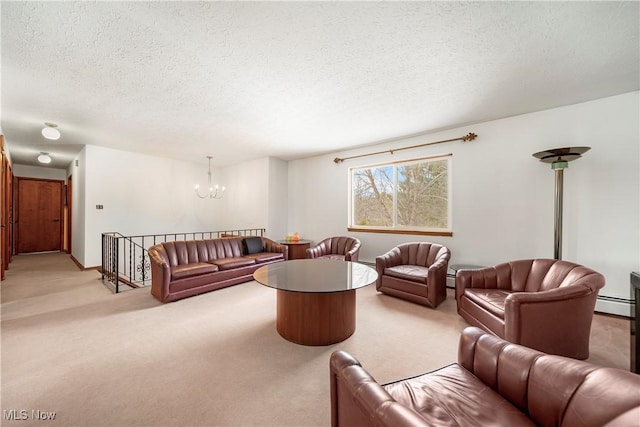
[[347, 153, 453, 237]]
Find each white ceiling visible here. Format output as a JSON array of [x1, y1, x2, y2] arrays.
[[2, 1, 639, 169]]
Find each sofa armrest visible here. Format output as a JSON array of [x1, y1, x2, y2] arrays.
[[426, 255, 449, 303], [330, 351, 429, 427], [504, 285, 598, 358], [148, 245, 171, 302], [262, 238, 289, 260], [345, 240, 361, 262], [374, 248, 402, 289]]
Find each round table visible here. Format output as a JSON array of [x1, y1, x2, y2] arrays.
[[253, 259, 378, 346]]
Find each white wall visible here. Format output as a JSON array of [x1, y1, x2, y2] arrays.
[[70, 148, 86, 267], [288, 92, 640, 315], [13, 164, 66, 180], [219, 157, 269, 232], [216, 156, 288, 240], [267, 157, 288, 240], [79, 145, 227, 267]]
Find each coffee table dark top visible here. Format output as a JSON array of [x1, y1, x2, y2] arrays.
[[253, 259, 378, 293]]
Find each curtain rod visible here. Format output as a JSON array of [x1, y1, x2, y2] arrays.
[[333, 132, 477, 164]]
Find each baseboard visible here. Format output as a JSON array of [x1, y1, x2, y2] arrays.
[[69, 255, 84, 270], [596, 296, 632, 317], [69, 255, 100, 272]]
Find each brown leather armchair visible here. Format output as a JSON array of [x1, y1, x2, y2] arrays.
[[306, 236, 361, 261], [375, 242, 450, 308], [330, 327, 640, 427], [455, 258, 605, 359]]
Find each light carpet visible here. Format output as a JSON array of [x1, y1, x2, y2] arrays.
[[0, 253, 629, 427]]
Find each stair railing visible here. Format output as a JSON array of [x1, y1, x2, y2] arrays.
[[101, 228, 266, 293]]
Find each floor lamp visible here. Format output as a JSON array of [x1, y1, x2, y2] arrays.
[[532, 146, 590, 260]]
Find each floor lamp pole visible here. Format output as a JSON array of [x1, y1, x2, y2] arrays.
[[553, 164, 565, 260], [533, 146, 590, 261]]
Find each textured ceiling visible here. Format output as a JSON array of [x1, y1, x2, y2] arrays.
[[2, 1, 639, 169]]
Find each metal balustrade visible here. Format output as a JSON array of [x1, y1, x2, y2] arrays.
[[101, 228, 266, 293]]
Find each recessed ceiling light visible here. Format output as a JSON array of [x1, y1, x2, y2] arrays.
[[38, 152, 52, 164], [41, 122, 60, 140]]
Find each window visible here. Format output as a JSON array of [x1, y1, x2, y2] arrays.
[[348, 154, 452, 235]]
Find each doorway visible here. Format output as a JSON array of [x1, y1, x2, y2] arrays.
[[16, 178, 64, 254]]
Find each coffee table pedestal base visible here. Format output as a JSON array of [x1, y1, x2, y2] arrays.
[[276, 289, 356, 346]]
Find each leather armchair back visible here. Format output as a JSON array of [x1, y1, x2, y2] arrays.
[[307, 236, 361, 261], [394, 242, 449, 267]]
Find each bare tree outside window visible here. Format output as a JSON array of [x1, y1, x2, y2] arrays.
[[350, 156, 451, 231]]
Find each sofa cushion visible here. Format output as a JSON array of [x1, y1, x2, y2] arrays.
[[171, 263, 219, 280], [244, 252, 285, 263], [383, 363, 536, 427], [209, 257, 256, 271], [243, 237, 264, 254], [464, 289, 514, 318], [384, 265, 429, 284]]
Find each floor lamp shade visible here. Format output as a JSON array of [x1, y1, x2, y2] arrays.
[[532, 146, 590, 260]]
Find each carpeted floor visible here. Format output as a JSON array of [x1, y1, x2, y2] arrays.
[[0, 253, 630, 427]]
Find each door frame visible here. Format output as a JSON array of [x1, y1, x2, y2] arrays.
[[66, 174, 72, 254], [15, 177, 64, 254]]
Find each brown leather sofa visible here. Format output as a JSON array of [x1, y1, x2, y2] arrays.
[[306, 236, 361, 261], [375, 242, 450, 308], [455, 258, 605, 359], [330, 327, 640, 427], [148, 236, 287, 303]]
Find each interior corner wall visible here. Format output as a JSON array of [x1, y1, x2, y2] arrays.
[[79, 145, 225, 268], [70, 148, 87, 267], [267, 157, 288, 240], [219, 158, 270, 233], [288, 91, 639, 316]]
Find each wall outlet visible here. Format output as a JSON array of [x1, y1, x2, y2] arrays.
[[96, 205, 103, 209]]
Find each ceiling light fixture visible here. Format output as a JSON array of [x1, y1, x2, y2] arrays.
[[41, 122, 61, 140], [38, 152, 52, 164], [194, 156, 225, 199]]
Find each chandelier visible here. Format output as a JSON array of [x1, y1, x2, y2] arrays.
[[194, 156, 225, 199]]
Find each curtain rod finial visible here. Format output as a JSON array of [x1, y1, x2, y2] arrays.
[[463, 133, 477, 142], [333, 157, 344, 164]]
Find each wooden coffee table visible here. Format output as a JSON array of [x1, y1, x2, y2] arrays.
[[253, 259, 378, 346]]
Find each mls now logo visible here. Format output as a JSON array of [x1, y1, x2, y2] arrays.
[[3, 409, 57, 421], [3, 410, 28, 420]]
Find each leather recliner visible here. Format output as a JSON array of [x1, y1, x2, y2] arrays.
[[330, 327, 640, 427], [375, 242, 451, 308], [306, 236, 361, 261], [455, 258, 605, 359]]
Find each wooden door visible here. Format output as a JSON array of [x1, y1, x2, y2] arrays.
[[17, 178, 63, 253], [1, 135, 13, 279]]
